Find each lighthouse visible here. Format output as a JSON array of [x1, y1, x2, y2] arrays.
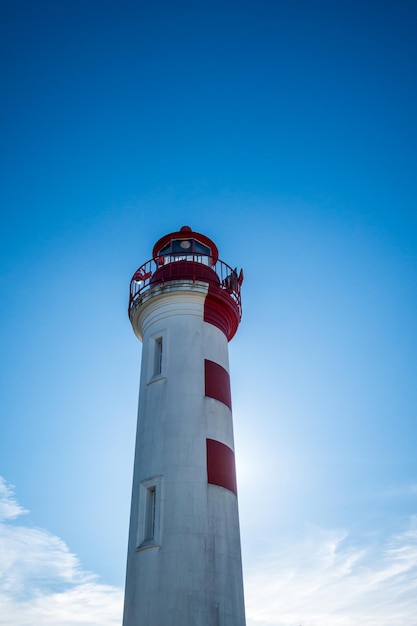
[[123, 226, 246, 626]]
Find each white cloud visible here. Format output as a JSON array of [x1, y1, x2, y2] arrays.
[[2, 476, 417, 626], [244, 519, 417, 626], [0, 477, 28, 522], [0, 478, 123, 626]]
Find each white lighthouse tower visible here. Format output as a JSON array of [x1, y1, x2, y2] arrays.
[[123, 226, 245, 626]]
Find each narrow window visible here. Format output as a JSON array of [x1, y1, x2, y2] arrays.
[[154, 336, 163, 377], [144, 486, 156, 541], [137, 477, 162, 549], [147, 332, 166, 383]]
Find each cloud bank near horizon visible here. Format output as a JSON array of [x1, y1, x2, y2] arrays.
[[245, 516, 417, 626], [0, 477, 123, 626], [1, 476, 417, 626]]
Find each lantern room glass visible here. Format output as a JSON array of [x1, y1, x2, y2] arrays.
[[158, 238, 213, 265]]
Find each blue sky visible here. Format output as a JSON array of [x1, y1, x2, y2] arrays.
[[1, 1, 417, 624]]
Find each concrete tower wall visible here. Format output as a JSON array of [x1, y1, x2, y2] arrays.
[[123, 280, 245, 626]]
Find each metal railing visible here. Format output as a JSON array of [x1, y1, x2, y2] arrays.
[[128, 255, 243, 319]]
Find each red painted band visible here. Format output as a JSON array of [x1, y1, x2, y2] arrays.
[[150, 260, 220, 286], [204, 359, 232, 410], [206, 439, 237, 495], [204, 285, 241, 341]]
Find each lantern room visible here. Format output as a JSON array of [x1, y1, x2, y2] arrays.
[[128, 225, 243, 340], [152, 225, 219, 266], [149, 225, 221, 288]]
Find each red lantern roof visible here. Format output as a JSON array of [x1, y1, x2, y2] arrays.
[[152, 225, 219, 264]]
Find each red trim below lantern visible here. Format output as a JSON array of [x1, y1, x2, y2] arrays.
[[204, 285, 241, 341]]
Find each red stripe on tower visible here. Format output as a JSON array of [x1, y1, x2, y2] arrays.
[[204, 359, 232, 410], [206, 438, 237, 495], [204, 286, 241, 341]]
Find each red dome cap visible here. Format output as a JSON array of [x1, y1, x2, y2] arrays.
[[152, 226, 219, 263]]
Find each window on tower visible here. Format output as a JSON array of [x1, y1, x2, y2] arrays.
[[144, 486, 156, 541], [148, 332, 166, 383], [137, 477, 162, 549], [154, 336, 163, 377]]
